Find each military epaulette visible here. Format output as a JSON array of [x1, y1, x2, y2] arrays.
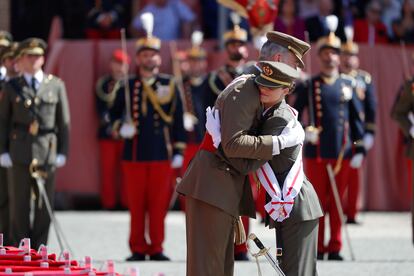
[[221, 74, 255, 94], [340, 73, 356, 87], [357, 70, 372, 84], [96, 75, 117, 103], [208, 72, 222, 95]]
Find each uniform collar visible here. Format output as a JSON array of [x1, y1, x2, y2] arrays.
[[23, 70, 44, 86]]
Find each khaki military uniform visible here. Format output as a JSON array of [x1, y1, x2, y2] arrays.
[[0, 77, 9, 244], [257, 100, 322, 276], [177, 74, 273, 276], [391, 79, 414, 244], [0, 74, 70, 248]]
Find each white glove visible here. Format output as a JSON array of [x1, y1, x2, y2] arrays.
[[205, 106, 221, 148], [363, 133, 374, 151], [171, 154, 184, 168], [410, 126, 414, 139], [119, 122, 136, 139], [56, 154, 67, 168], [272, 119, 305, 155], [0, 153, 12, 168], [305, 126, 319, 144], [350, 153, 364, 169]]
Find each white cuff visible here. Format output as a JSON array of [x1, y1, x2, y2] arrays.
[[272, 136, 280, 155]]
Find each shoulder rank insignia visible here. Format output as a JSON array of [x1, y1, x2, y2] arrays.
[[222, 74, 255, 95]]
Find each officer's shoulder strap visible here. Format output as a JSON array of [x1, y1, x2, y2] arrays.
[[222, 74, 255, 95]]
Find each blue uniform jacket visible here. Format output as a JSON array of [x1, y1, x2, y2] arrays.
[[182, 76, 207, 144], [294, 74, 365, 159], [112, 74, 186, 161], [95, 75, 119, 139]]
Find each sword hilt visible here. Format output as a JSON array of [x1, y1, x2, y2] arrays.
[[29, 159, 48, 179], [248, 233, 265, 250]]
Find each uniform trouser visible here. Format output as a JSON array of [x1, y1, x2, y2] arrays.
[[275, 219, 319, 276], [305, 158, 350, 253], [99, 140, 125, 209], [179, 144, 200, 211], [8, 164, 55, 249], [347, 167, 361, 220], [122, 161, 172, 255], [185, 196, 235, 276], [0, 167, 9, 245]]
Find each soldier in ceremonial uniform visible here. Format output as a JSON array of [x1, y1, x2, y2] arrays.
[[0, 31, 14, 246], [95, 49, 130, 210], [340, 29, 376, 224], [293, 25, 365, 260], [177, 31, 310, 276], [206, 61, 323, 276], [181, 31, 208, 172], [112, 13, 186, 261], [0, 38, 70, 249], [203, 14, 249, 109], [391, 57, 414, 245]]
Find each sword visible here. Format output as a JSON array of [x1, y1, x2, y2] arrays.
[[326, 163, 355, 261], [248, 233, 286, 276], [30, 159, 73, 256]]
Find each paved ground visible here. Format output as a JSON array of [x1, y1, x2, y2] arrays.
[[46, 211, 414, 276]]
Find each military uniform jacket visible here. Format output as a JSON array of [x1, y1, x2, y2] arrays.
[[391, 79, 414, 159], [203, 64, 242, 109], [177, 75, 274, 218], [95, 75, 119, 139], [347, 69, 376, 135], [112, 73, 186, 162], [294, 74, 365, 159], [223, 100, 324, 225], [182, 76, 207, 144], [0, 74, 70, 165]]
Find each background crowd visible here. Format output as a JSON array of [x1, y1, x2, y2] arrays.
[[8, 0, 414, 44]]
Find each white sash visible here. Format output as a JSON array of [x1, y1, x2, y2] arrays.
[[255, 145, 304, 222]]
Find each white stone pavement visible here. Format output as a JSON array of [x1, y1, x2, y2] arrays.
[[46, 211, 414, 276]]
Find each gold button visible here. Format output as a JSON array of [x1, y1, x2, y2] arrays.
[[316, 95, 321, 102], [315, 88, 321, 94], [34, 97, 41, 105], [133, 104, 139, 111], [317, 111, 323, 118], [316, 103, 322, 110], [24, 99, 32, 108]]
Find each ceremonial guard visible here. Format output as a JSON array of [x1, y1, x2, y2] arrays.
[[293, 16, 365, 260], [391, 56, 414, 245], [0, 30, 14, 246], [112, 13, 186, 261], [203, 13, 249, 109], [340, 27, 376, 224], [0, 38, 70, 249], [95, 49, 130, 210], [181, 31, 208, 172]]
